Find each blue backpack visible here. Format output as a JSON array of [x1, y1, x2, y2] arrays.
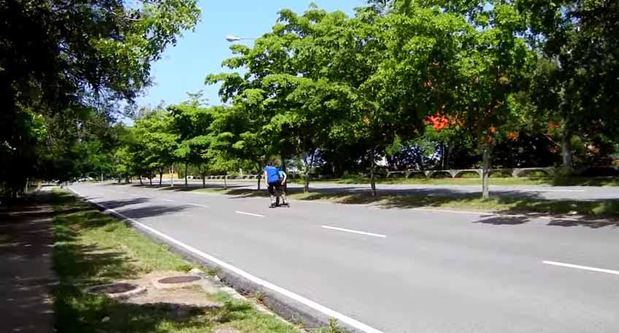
[[265, 166, 280, 183]]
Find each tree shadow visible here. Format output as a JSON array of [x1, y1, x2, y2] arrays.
[[51, 193, 257, 333], [0, 194, 57, 333], [109, 181, 619, 229], [473, 215, 530, 225], [118, 205, 190, 219], [139, 183, 249, 192], [96, 197, 149, 209], [286, 187, 619, 228]]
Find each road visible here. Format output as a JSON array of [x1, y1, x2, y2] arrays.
[[157, 178, 619, 201], [70, 183, 619, 333]]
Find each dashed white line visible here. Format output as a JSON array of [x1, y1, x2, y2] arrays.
[[235, 211, 265, 218], [187, 203, 209, 208], [160, 198, 175, 202], [68, 187, 383, 333], [321, 225, 387, 238], [543, 260, 619, 276]]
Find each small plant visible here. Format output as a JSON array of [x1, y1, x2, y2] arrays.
[[214, 301, 234, 323], [252, 290, 266, 304], [327, 318, 345, 333]]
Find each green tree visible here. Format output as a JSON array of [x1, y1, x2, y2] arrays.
[[0, 0, 200, 195], [516, 0, 619, 170], [133, 110, 178, 186]]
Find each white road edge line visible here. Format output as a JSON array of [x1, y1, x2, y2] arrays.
[[68, 188, 382, 333], [543, 260, 619, 276], [321, 225, 387, 238], [235, 211, 265, 218], [161, 198, 175, 202]]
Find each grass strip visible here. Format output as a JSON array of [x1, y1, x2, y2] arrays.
[[50, 190, 299, 333]]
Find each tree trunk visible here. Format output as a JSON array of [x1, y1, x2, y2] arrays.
[[561, 126, 573, 173], [159, 171, 163, 187], [149, 177, 152, 186], [184, 161, 188, 187], [224, 174, 228, 190], [202, 174, 206, 188], [257, 174, 261, 190], [446, 144, 454, 169], [304, 173, 310, 193], [304, 151, 315, 193], [481, 145, 492, 199], [370, 160, 377, 197], [139, 176, 143, 185], [440, 142, 446, 169]]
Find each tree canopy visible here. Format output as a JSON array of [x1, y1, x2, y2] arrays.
[[6, 0, 617, 199]]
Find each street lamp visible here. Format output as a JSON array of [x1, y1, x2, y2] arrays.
[[225, 34, 256, 43]]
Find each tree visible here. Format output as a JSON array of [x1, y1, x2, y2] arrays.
[[133, 110, 178, 186], [0, 0, 200, 196], [517, 0, 619, 171], [372, 1, 534, 198], [169, 94, 214, 187]]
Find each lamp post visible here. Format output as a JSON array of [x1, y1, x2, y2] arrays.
[[225, 34, 256, 43]]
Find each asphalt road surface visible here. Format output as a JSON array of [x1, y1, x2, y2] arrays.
[[70, 183, 619, 333]]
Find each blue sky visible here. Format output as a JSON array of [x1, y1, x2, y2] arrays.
[[136, 0, 365, 108]]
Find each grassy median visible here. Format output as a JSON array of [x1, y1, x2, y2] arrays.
[[290, 175, 619, 187], [195, 186, 619, 222], [50, 190, 300, 333]]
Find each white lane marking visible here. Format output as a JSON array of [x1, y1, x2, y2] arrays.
[[161, 198, 175, 202], [543, 261, 619, 276], [321, 225, 387, 238], [234, 211, 265, 218], [187, 203, 209, 208], [68, 188, 382, 333]]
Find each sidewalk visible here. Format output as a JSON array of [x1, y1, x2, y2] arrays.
[[0, 192, 56, 333]]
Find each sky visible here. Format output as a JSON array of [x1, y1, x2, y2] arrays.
[[136, 0, 365, 108]]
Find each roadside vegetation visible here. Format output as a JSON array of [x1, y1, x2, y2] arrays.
[[289, 176, 619, 187], [51, 190, 300, 333], [191, 186, 619, 221], [3, 1, 617, 203]]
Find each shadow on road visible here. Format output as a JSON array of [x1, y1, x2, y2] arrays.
[[107, 182, 619, 228], [96, 197, 149, 209]]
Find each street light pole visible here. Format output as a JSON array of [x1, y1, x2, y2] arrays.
[[225, 34, 256, 43]]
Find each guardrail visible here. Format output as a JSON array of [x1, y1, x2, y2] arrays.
[[385, 167, 557, 179]]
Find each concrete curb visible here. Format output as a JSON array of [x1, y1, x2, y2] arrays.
[[67, 188, 367, 333]]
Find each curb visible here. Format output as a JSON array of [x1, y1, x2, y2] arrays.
[[67, 188, 372, 333]]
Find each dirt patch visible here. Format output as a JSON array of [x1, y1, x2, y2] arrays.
[[87, 282, 147, 299], [89, 282, 140, 294], [158, 275, 201, 284], [123, 271, 221, 308]]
